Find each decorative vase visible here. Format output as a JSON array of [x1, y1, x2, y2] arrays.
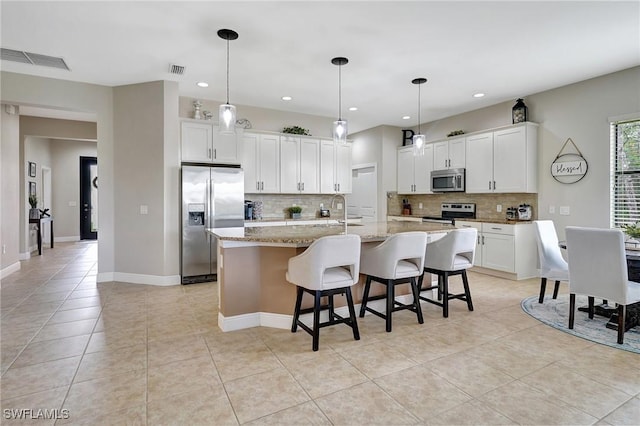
[[29, 208, 40, 219], [291, 213, 301, 219]]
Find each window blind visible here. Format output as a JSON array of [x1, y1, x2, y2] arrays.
[[611, 119, 640, 228]]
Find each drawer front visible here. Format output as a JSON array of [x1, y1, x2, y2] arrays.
[[481, 223, 515, 235], [456, 221, 481, 231]]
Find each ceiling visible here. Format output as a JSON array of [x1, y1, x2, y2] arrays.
[[2, 1, 639, 133]]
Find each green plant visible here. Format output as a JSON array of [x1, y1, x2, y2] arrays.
[[447, 130, 465, 137], [622, 223, 640, 239], [28, 194, 38, 209], [282, 126, 311, 136], [288, 206, 302, 214]]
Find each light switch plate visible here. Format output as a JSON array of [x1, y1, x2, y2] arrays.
[[496, 204, 502, 213], [418, 203, 423, 209], [549, 205, 556, 214], [140, 205, 149, 215], [559, 206, 570, 216], [68, 201, 77, 207]]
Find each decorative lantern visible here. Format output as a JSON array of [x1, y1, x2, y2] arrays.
[[512, 98, 528, 124]]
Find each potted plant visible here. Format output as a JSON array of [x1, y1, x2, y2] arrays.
[[288, 206, 302, 219], [28, 194, 40, 219], [622, 223, 640, 249], [282, 126, 311, 136]]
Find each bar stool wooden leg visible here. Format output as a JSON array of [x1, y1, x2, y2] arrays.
[[291, 286, 303, 333], [552, 280, 560, 299], [312, 291, 322, 351], [345, 287, 360, 341], [359, 276, 372, 318], [462, 270, 474, 311], [386, 279, 394, 332], [410, 277, 424, 324], [538, 277, 548, 303], [442, 272, 449, 318]]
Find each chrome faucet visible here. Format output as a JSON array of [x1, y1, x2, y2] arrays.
[[331, 193, 347, 234]]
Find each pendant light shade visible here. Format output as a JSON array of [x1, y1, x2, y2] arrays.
[[332, 57, 349, 145], [412, 77, 427, 156], [218, 29, 238, 134]]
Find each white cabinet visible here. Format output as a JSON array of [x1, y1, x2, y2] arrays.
[[242, 132, 280, 193], [456, 220, 537, 280], [397, 144, 433, 194], [280, 136, 320, 193], [181, 121, 239, 164], [321, 139, 352, 194], [433, 137, 465, 171], [465, 123, 538, 193]]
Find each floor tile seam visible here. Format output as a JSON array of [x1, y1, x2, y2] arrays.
[[351, 379, 423, 424], [594, 394, 638, 423], [518, 359, 640, 406], [427, 363, 519, 399], [201, 335, 242, 426], [0, 384, 70, 408], [433, 396, 521, 425]]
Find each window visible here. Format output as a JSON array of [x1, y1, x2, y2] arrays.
[[611, 118, 640, 228]]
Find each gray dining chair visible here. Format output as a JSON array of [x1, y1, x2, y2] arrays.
[[534, 220, 569, 303], [566, 226, 640, 344]]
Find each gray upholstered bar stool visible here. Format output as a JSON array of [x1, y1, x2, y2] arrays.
[[418, 228, 477, 318], [359, 231, 427, 332], [287, 234, 361, 351]]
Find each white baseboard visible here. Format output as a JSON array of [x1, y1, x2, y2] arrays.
[[0, 261, 21, 279], [217, 294, 417, 332], [97, 272, 181, 286], [55, 236, 80, 243], [18, 252, 31, 260]]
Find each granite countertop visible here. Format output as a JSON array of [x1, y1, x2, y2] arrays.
[[209, 221, 455, 245], [387, 215, 533, 225]]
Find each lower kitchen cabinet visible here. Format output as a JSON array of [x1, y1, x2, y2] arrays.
[[456, 220, 537, 280]]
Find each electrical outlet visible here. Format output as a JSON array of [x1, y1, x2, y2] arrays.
[[496, 204, 502, 213], [559, 206, 570, 216], [2, 244, 6, 254], [337, 203, 343, 210], [418, 203, 423, 209], [68, 201, 77, 207], [549, 205, 556, 214], [140, 205, 148, 215]]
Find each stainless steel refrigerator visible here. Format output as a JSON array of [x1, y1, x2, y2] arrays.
[[181, 164, 244, 284]]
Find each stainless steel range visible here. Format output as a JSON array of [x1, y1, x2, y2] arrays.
[[422, 203, 476, 225]]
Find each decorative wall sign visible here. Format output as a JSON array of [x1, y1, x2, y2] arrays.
[[551, 138, 588, 184]]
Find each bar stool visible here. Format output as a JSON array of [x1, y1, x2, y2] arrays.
[[418, 228, 477, 318], [287, 234, 361, 351], [359, 232, 427, 332]]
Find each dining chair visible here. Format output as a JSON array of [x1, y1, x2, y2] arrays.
[[565, 226, 640, 344], [533, 220, 569, 303], [287, 234, 361, 351], [417, 228, 477, 318], [359, 232, 427, 332]]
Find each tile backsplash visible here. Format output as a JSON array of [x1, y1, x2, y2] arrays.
[[246, 194, 346, 220], [388, 192, 538, 221]]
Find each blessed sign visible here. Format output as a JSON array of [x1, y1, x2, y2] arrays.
[[551, 138, 588, 184]]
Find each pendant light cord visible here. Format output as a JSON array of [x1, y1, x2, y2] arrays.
[[338, 64, 342, 121], [417, 83, 421, 134], [226, 38, 230, 104]]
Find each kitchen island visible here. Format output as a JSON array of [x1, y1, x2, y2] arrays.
[[208, 221, 454, 331]]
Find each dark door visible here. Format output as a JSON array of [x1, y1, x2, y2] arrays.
[[80, 156, 98, 240]]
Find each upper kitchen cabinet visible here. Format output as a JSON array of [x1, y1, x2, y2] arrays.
[[181, 121, 240, 164], [242, 132, 280, 193], [433, 137, 465, 171], [320, 139, 352, 194], [280, 135, 320, 194], [466, 122, 538, 193], [397, 144, 433, 194]]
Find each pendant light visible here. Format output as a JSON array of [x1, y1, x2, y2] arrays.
[[412, 77, 427, 156], [217, 29, 238, 134], [331, 57, 349, 145]]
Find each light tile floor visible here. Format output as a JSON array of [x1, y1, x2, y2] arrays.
[[1, 241, 639, 425]]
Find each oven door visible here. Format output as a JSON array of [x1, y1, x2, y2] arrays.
[[430, 169, 465, 192]]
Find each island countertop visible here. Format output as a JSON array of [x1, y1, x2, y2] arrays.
[[208, 221, 455, 247]]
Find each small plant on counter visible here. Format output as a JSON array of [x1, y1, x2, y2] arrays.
[[282, 126, 311, 136], [447, 130, 465, 137], [622, 222, 640, 239], [288, 206, 303, 219]]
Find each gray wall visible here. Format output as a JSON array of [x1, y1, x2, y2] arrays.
[[1, 106, 20, 272]]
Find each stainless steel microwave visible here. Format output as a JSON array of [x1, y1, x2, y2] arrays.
[[430, 168, 465, 192]]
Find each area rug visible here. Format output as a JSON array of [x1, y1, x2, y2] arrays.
[[521, 295, 640, 354]]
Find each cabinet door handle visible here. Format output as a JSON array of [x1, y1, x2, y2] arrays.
[[302, 182, 304, 191], [297, 182, 300, 190], [338, 183, 340, 192], [256, 181, 259, 191], [213, 149, 217, 159], [482, 235, 485, 245], [208, 148, 212, 159], [493, 181, 496, 190], [261, 181, 264, 190], [491, 227, 503, 231], [488, 181, 492, 190], [477, 236, 480, 244]]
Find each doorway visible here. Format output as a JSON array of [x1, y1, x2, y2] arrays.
[[347, 164, 377, 222], [80, 156, 98, 240], [41, 166, 52, 244]]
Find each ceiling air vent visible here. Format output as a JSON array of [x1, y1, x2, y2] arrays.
[[169, 64, 185, 75], [1, 48, 70, 71]]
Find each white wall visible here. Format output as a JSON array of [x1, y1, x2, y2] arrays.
[[1, 105, 20, 273], [50, 139, 97, 240]]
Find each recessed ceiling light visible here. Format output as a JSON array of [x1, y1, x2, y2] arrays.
[[349, 107, 358, 111], [473, 93, 485, 98], [281, 96, 292, 101], [196, 82, 209, 88], [402, 115, 411, 120]]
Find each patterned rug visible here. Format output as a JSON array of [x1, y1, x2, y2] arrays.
[[521, 294, 640, 354]]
